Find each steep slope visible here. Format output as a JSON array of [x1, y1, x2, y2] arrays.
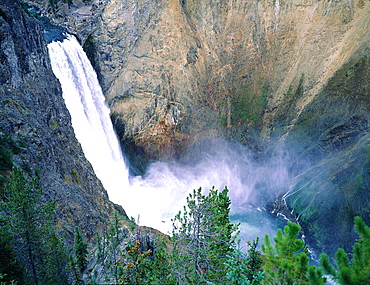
[[0, 0, 116, 240], [280, 49, 370, 255]]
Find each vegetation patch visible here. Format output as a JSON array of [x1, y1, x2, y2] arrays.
[[0, 167, 71, 284], [50, 121, 59, 129], [0, 133, 22, 197], [230, 83, 268, 125], [71, 168, 81, 185]]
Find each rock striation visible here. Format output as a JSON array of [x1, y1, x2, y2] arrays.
[[81, 0, 369, 157]]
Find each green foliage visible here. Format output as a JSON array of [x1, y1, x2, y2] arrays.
[[0, 134, 21, 194], [119, 240, 153, 284], [0, 216, 24, 284], [86, 34, 94, 43], [0, 145, 14, 172], [146, 237, 176, 284], [71, 168, 81, 185], [2, 166, 46, 285], [120, 235, 175, 284], [127, 216, 137, 232], [48, 0, 58, 12], [319, 216, 370, 284], [117, 186, 264, 285], [95, 231, 104, 262], [223, 238, 264, 285], [0, 134, 24, 203], [283, 75, 304, 105], [93, 210, 129, 284], [170, 186, 239, 284], [117, 234, 174, 284], [262, 221, 326, 285], [42, 231, 71, 284], [230, 84, 268, 125], [73, 227, 89, 275], [0, 167, 71, 284], [109, 210, 125, 242], [307, 266, 326, 285], [50, 121, 59, 129], [107, 210, 126, 283]]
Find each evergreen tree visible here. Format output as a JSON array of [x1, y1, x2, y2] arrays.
[[319, 216, 370, 284], [0, 216, 24, 284], [91, 210, 128, 284], [261, 221, 326, 285], [42, 231, 71, 285], [107, 210, 126, 284], [223, 238, 264, 285], [73, 226, 89, 275], [119, 236, 175, 285], [0, 167, 70, 285], [146, 237, 176, 284], [170, 187, 238, 284], [119, 239, 153, 284], [3, 167, 43, 284], [95, 231, 104, 263]]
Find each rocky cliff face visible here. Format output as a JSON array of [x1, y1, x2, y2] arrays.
[[82, 0, 369, 156], [6, 0, 370, 255], [0, 0, 116, 241], [87, 0, 369, 254]]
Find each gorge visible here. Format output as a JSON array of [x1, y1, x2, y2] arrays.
[[47, 34, 285, 240], [0, 0, 369, 272]]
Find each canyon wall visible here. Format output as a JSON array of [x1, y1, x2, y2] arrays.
[[5, 0, 370, 254], [85, 0, 369, 253], [90, 0, 369, 160], [86, 0, 370, 255]]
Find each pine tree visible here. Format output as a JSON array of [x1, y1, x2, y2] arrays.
[[0, 167, 72, 284], [119, 235, 176, 285], [146, 237, 176, 284], [91, 210, 128, 284], [73, 226, 89, 275], [0, 216, 24, 284], [261, 221, 326, 285], [119, 240, 153, 284], [224, 238, 264, 285], [2, 167, 40, 284], [107, 210, 126, 284], [0, 167, 69, 284], [170, 187, 238, 284], [95, 231, 104, 262], [42, 231, 71, 285], [319, 216, 370, 284]]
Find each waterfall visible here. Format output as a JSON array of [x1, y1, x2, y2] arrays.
[[48, 35, 129, 204], [47, 35, 286, 238]]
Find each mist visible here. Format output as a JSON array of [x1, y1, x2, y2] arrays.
[[122, 138, 291, 241]]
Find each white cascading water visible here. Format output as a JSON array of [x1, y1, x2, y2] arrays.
[[48, 35, 130, 204], [48, 35, 287, 238]]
